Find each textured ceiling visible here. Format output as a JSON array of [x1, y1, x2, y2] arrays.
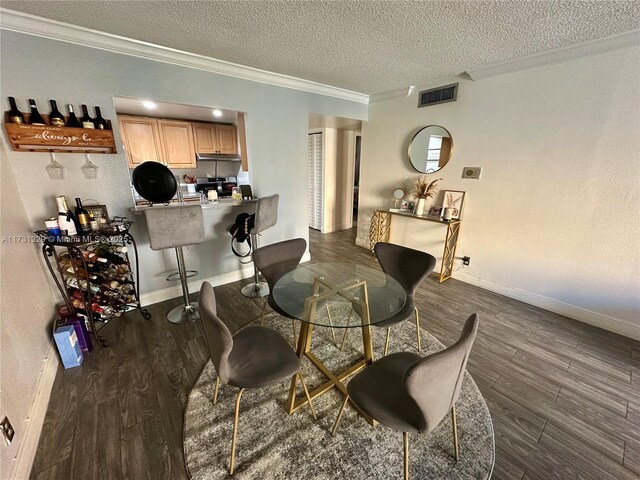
[[3, 1, 639, 94]]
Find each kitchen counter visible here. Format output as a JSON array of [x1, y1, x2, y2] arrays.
[[128, 198, 257, 214]]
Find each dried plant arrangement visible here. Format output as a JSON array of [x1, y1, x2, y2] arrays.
[[411, 176, 441, 200]]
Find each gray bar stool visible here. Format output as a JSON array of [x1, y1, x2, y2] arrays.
[[241, 194, 279, 298], [144, 205, 205, 324]]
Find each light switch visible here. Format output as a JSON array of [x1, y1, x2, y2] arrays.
[[462, 167, 482, 179]]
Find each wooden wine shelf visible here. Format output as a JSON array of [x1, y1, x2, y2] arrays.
[[3, 112, 117, 154]]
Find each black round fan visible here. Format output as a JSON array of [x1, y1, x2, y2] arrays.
[[131, 162, 178, 203]]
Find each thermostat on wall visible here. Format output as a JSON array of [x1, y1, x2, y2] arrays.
[[462, 167, 482, 179]]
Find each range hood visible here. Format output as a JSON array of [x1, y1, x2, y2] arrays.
[[196, 153, 240, 162]]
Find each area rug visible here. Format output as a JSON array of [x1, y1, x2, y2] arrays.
[[184, 304, 494, 479]]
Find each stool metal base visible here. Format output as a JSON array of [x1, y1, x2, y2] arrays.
[[167, 302, 200, 324], [241, 282, 270, 298]]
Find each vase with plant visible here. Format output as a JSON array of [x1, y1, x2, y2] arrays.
[[411, 176, 441, 216]]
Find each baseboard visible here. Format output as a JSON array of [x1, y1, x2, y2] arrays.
[[322, 222, 353, 234], [454, 271, 640, 341], [139, 252, 312, 306], [9, 346, 59, 480]]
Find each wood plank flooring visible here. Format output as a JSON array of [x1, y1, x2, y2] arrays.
[[30, 227, 640, 479]]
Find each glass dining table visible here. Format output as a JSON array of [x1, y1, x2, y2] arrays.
[[272, 262, 406, 424]]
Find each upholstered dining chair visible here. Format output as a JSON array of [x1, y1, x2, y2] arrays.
[[332, 314, 479, 480], [342, 242, 436, 355], [198, 281, 316, 475], [252, 238, 309, 343]]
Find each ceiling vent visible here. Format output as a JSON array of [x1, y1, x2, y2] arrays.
[[418, 83, 458, 108]]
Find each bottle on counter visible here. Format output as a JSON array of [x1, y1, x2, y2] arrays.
[[93, 106, 109, 130], [74, 198, 93, 235], [88, 211, 99, 231], [66, 104, 81, 128], [80, 104, 94, 129], [56, 195, 78, 236], [7, 97, 25, 124], [28, 99, 46, 126], [48, 100, 65, 127]]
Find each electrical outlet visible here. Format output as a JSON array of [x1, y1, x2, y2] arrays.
[[462, 256, 470, 266], [462, 167, 482, 179], [1, 417, 14, 445]]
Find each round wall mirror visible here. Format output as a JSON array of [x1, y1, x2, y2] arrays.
[[408, 125, 453, 173]]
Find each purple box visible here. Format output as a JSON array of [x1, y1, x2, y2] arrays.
[[61, 315, 93, 353]]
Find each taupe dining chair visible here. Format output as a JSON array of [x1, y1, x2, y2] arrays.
[[252, 238, 309, 343], [198, 281, 316, 475], [341, 242, 436, 355], [332, 314, 479, 480]]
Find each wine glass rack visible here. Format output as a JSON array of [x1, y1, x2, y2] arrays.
[[35, 217, 151, 347]]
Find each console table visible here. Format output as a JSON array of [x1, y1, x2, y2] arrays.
[[369, 209, 461, 283]]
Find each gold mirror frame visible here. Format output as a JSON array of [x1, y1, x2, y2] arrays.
[[408, 125, 454, 174]]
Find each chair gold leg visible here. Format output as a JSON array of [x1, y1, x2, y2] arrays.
[[325, 304, 337, 342], [451, 406, 459, 461], [403, 432, 409, 480], [384, 327, 391, 356], [229, 388, 245, 475], [291, 320, 297, 347], [339, 308, 353, 351], [415, 307, 421, 352], [332, 394, 350, 436], [297, 371, 317, 420], [212, 377, 220, 405], [260, 301, 268, 325]]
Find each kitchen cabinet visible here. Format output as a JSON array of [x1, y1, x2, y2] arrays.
[[119, 116, 164, 166], [192, 122, 238, 155], [157, 120, 196, 168]]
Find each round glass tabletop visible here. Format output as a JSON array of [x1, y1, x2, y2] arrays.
[[272, 262, 406, 327]]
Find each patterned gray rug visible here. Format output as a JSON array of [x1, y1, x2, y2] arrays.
[[184, 305, 494, 479]]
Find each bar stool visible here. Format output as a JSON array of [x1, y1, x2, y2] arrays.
[[241, 194, 279, 298], [144, 205, 205, 324]]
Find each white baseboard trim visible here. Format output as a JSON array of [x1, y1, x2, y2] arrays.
[[9, 346, 59, 480], [454, 271, 640, 341], [322, 222, 353, 234], [139, 252, 312, 307]]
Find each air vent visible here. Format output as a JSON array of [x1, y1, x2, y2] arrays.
[[418, 83, 458, 108]]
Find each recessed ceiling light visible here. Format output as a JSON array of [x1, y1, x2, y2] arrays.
[[142, 101, 157, 109], [212, 109, 223, 117]]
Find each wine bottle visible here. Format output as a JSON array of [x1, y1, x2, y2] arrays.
[[80, 104, 94, 129], [56, 195, 78, 236], [74, 198, 92, 234], [94, 246, 126, 265], [93, 106, 109, 130], [7, 97, 25, 124], [66, 104, 81, 128], [28, 99, 46, 125], [88, 211, 99, 231], [48, 100, 65, 127]]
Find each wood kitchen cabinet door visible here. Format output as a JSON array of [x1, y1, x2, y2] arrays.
[[215, 124, 238, 154], [119, 116, 164, 167], [158, 120, 196, 168], [192, 123, 217, 153]]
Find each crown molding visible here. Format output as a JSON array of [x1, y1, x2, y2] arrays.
[[466, 29, 640, 80], [0, 8, 369, 104]]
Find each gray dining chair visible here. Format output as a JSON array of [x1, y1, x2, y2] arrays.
[[252, 238, 308, 343], [198, 281, 316, 475], [341, 242, 436, 355], [332, 313, 479, 480]]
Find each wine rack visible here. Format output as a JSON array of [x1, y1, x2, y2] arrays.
[[36, 218, 151, 347], [4, 112, 117, 153]]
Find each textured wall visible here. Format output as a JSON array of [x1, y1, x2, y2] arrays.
[[357, 46, 640, 338], [0, 140, 57, 477], [0, 30, 366, 477]]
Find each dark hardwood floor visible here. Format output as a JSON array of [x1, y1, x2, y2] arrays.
[[30, 228, 640, 479]]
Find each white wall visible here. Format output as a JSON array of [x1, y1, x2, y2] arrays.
[[317, 127, 357, 233], [0, 30, 366, 478], [357, 46, 640, 339], [0, 141, 58, 479]]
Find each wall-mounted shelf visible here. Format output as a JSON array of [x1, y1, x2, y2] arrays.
[[3, 112, 117, 154]]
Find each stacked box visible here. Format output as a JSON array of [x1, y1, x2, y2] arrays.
[[62, 316, 93, 353], [53, 325, 83, 369]]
